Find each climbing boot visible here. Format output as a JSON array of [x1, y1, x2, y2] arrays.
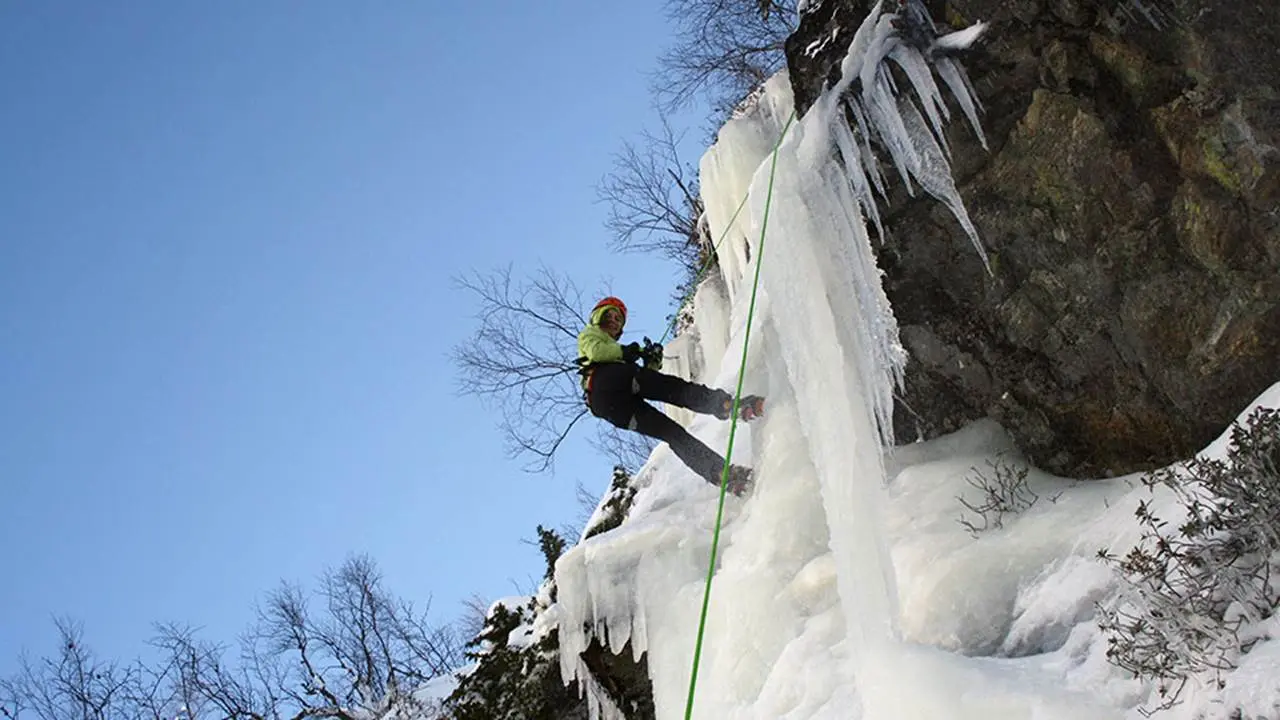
[[723, 465, 754, 496], [739, 395, 765, 422]]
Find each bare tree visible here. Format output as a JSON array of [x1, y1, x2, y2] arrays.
[[4, 560, 460, 720], [203, 555, 459, 719], [453, 265, 652, 473], [309, 556, 460, 693], [452, 264, 589, 472], [0, 618, 158, 720], [572, 480, 601, 539], [147, 624, 273, 719], [455, 594, 491, 646], [598, 114, 705, 269], [655, 0, 799, 116]]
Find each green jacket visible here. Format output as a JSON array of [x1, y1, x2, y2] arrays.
[[577, 305, 624, 366]]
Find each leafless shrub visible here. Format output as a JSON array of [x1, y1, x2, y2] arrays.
[[1097, 408, 1280, 713], [957, 455, 1039, 536]]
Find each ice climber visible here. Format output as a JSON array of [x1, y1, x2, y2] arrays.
[[577, 296, 764, 495]]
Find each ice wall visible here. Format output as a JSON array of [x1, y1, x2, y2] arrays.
[[551, 5, 1280, 716], [697, 4, 997, 713], [555, 2, 1002, 718]]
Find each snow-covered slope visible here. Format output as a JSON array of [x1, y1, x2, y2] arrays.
[[551, 4, 1280, 719]]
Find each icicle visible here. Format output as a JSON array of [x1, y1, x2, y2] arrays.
[[863, 73, 921, 193], [823, 156, 909, 445], [811, 0, 991, 266], [934, 22, 988, 52], [800, 0, 884, 168], [888, 43, 951, 154], [842, 0, 886, 95], [848, 100, 889, 199], [858, 15, 902, 93], [896, 97, 990, 270], [934, 57, 988, 150], [833, 116, 886, 240]]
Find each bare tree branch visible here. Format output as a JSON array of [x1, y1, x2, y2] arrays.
[[455, 595, 491, 649], [589, 423, 658, 476], [150, 623, 270, 720], [598, 114, 706, 269], [453, 264, 677, 472], [452, 265, 607, 472], [0, 619, 161, 720], [654, 0, 798, 116]]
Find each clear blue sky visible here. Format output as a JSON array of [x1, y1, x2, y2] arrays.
[[0, 2, 701, 672]]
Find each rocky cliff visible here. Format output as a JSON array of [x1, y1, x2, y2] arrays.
[[788, 0, 1280, 476]]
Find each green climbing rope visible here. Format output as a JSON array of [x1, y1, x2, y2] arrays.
[[683, 108, 796, 720]]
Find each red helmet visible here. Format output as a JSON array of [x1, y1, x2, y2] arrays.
[[593, 296, 627, 322]]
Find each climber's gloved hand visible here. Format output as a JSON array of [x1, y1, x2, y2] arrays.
[[622, 342, 643, 364], [641, 337, 664, 370]]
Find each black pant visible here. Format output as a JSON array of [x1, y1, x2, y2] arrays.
[[587, 363, 733, 486]]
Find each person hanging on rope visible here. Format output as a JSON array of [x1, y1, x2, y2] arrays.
[[577, 296, 764, 495]]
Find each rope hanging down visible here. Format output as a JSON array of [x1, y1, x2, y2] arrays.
[[683, 108, 796, 720]]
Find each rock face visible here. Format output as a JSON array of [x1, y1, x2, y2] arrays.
[[581, 639, 655, 720], [788, 0, 1280, 476]]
